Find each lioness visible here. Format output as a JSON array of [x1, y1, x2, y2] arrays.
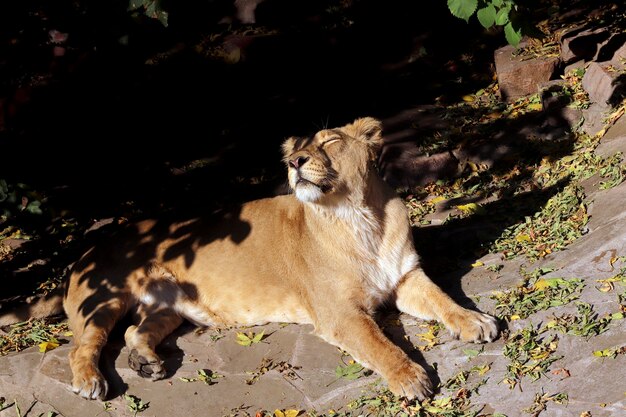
[[45, 117, 499, 401]]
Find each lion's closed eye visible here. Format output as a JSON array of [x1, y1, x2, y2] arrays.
[[322, 137, 341, 147]]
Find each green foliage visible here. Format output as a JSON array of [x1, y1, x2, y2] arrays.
[[502, 325, 562, 389], [545, 302, 624, 338], [447, 0, 524, 46], [491, 185, 589, 260], [129, 0, 526, 46], [335, 361, 365, 380], [0, 179, 44, 219], [236, 330, 265, 346], [491, 273, 584, 320], [178, 369, 223, 385], [0, 318, 70, 356], [124, 394, 149, 417], [128, 0, 168, 26]]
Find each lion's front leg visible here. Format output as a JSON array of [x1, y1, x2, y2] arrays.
[[395, 269, 499, 343], [315, 309, 433, 400]]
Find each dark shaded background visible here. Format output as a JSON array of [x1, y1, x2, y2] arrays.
[[0, 0, 510, 216]]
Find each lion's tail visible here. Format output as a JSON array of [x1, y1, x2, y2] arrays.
[[0, 286, 65, 327]]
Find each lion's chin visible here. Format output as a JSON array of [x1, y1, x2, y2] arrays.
[[294, 183, 325, 203]]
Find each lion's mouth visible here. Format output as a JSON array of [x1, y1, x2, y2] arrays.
[[295, 176, 333, 194]]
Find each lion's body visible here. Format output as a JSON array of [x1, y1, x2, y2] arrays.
[[58, 118, 498, 401]]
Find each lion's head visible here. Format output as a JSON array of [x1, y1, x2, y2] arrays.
[[282, 117, 383, 204]]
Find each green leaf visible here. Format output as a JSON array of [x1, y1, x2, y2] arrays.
[[447, 0, 478, 22], [236, 330, 265, 346], [26, 200, 42, 215], [0, 179, 8, 201], [252, 330, 265, 343], [495, 6, 510, 25], [156, 11, 169, 27], [476, 5, 496, 28], [124, 394, 149, 417], [491, 0, 503, 6], [504, 22, 523, 46], [335, 362, 364, 380], [236, 332, 252, 346], [463, 348, 481, 358]]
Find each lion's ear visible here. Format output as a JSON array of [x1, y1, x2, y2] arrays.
[[281, 137, 297, 160], [344, 117, 383, 155]]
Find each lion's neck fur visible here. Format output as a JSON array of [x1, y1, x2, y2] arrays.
[[303, 171, 409, 304]]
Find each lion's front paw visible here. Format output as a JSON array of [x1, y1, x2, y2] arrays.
[[446, 308, 499, 343], [387, 361, 433, 401], [71, 368, 108, 400]]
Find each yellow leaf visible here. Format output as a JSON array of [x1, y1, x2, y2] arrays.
[[456, 203, 486, 215], [415, 330, 437, 342], [236, 332, 252, 346], [476, 364, 491, 375], [462, 95, 475, 102], [430, 196, 446, 204], [471, 261, 484, 267], [63, 331, 74, 337], [527, 102, 543, 111], [39, 341, 60, 353], [516, 233, 532, 242], [533, 279, 550, 290], [534, 278, 563, 291], [274, 410, 300, 417], [510, 314, 521, 321]]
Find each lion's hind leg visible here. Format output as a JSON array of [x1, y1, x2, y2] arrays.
[[125, 304, 183, 380]]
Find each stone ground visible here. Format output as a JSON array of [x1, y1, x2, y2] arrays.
[[2, 3, 626, 416], [1, 115, 626, 417]]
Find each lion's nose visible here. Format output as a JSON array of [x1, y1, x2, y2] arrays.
[[289, 156, 309, 169]]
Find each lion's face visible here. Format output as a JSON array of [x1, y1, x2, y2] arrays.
[[282, 117, 383, 204]]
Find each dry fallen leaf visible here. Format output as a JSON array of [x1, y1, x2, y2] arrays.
[[274, 409, 300, 417], [551, 368, 571, 379], [39, 340, 60, 353]]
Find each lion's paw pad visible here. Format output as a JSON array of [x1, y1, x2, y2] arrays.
[[128, 348, 166, 380]]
